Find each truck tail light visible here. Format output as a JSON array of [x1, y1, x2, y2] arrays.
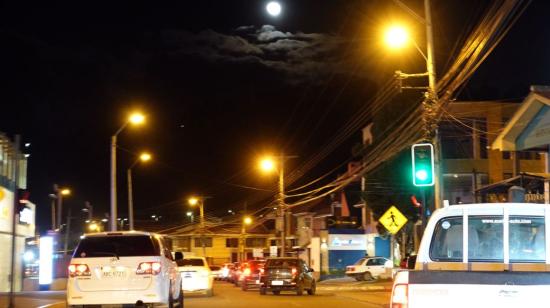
[[391, 272, 409, 308], [68, 264, 91, 277], [136, 262, 161, 275]]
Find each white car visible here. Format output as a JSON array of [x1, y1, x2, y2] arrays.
[[177, 256, 214, 296], [345, 256, 393, 281], [67, 231, 183, 307]]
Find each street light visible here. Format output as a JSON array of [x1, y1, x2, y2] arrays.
[[53, 185, 71, 231], [127, 152, 152, 230], [383, 0, 441, 210], [240, 216, 253, 262], [385, 25, 409, 49], [110, 111, 145, 231], [258, 154, 296, 257], [188, 196, 206, 256]]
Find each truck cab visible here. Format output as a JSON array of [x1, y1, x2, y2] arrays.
[[391, 203, 550, 308]]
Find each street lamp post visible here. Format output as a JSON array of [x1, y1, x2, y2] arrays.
[[259, 154, 296, 257], [385, 0, 441, 209], [240, 216, 253, 262], [127, 152, 151, 230], [189, 197, 206, 257], [110, 112, 145, 231]]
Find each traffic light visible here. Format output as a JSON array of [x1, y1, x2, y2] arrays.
[[411, 143, 434, 187]]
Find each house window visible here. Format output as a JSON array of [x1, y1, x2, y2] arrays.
[[246, 238, 266, 248], [226, 238, 239, 248], [194, 237, 213, 247]]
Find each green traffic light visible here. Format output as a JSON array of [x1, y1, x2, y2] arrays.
[[415, 170, 428, 181]]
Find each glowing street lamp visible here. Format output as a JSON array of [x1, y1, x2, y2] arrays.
[[188, 196, 206, 256], [257, 154, 296, 257], [385, 25, 409, 49], [127, 152, 152, 230], [243, 216, 253, 225], [111, 111, 146, 231]]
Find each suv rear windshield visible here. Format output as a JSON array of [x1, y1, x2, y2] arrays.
[[73, 235, 159, 258], [177, 258, 205, 267], [266, 259, 299, 268]]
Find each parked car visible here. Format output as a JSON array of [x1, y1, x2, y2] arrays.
[[67, 231, 183, 307], [210, 265, 223, 280], [259, 257, 316, 296], [345, 256, 393, 281], [177, 256, 214, 297], [240, 260, 266, 291], [220, 263, 234, 280]]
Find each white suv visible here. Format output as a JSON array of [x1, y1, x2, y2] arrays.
[[67, 231, 183, 307]]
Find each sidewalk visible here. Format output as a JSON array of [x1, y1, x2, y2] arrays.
[[317, 277, 393, 292]]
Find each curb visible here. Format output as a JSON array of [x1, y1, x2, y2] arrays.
[[317, 285, 391, 292], [38, 302, 66, 308]]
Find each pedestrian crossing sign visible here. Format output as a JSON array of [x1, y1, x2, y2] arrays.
[[379, 205, 407, 234]]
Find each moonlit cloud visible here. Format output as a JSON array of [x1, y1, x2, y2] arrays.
[[162, 25, 351, 84]]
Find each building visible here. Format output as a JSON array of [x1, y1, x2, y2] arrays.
[[0, 133, 33, 292], [440, 100, 546, 204]]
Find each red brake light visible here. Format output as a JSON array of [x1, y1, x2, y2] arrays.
[[291, 267, 297, 276], [68, 264, 90, 277], [391, 283, 408, 308], [137, 262, 161, 275]]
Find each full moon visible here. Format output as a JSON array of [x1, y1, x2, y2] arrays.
[[266, 1, 282, 16]]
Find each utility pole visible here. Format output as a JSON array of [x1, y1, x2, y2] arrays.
[[279, 154, 286, 257], [423, 0, 442, 210], [199, 200, 205, 257], [49, 193, 57, 230], [63, 206, 72, 256]]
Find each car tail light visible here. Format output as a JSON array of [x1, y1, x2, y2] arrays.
[[291, 267, 297, 277], [136, 262, 161, 275], [260, 268, 264, 275], [391, 272, 409, 308], [68, 264, 91, 277], [243, 268, 251, 276]]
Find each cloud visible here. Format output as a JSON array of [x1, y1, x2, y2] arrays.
[[161, 25, 350, 84]]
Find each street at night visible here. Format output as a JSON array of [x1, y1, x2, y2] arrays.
[[2, 0, 550, 307]]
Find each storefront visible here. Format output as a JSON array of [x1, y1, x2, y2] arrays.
[[0, 186, 36, 292]]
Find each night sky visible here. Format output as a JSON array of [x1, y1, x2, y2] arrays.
[[1, 0, 549, 234]]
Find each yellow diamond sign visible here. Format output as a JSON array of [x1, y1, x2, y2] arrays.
[[379, 205, 408, 234]]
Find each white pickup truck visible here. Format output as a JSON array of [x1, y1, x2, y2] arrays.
[[391, 203, 550, 308]]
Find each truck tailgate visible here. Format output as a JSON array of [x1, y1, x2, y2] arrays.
[[408, 271, 550, 308]]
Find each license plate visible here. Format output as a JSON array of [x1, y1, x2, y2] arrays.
[[102, 271, 126, 278], [271, 280, 283, 286]]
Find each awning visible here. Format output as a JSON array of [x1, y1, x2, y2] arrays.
[[492, 88, 550, 151], [475, 172, 550, 194]]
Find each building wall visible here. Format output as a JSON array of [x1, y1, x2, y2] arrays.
[[442, 101, 545, 204], [172, 234, 271, 265]]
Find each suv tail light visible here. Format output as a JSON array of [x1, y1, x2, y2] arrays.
[[291, 267, 297, 277], [391, 272, 409, 308], [68, 264, 91, 277], [136, 262, 162, 275]]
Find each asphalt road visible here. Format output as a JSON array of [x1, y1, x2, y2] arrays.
[[0, 281, 391, 307], [185, 281, 390, 308]]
